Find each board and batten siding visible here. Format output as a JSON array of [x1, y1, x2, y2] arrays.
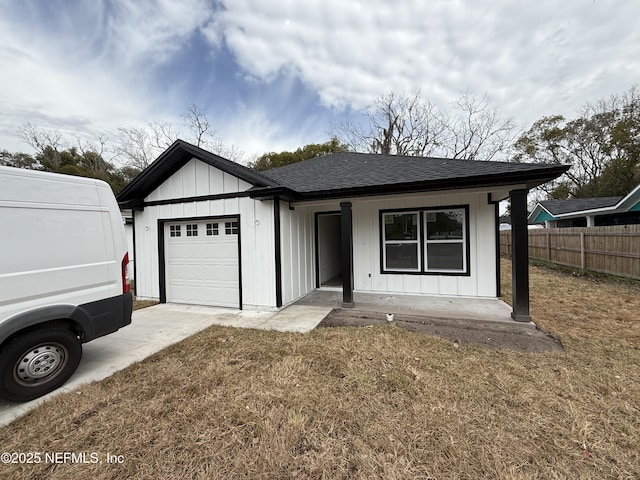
[[133, 158, 278, 309], [352, 191, 497, 297], [145, 158, 255, 202], [279, 204, 316, 306], [288, 190, 498, 301]]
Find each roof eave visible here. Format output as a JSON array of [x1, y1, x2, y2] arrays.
[[290, 166, 570, 202]]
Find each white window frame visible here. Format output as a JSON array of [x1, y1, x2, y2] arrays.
[[424, 208, 467, 273], [381, 211, 421, 272]]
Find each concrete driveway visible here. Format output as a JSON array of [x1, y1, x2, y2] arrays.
[[0, 303, 331, 427]]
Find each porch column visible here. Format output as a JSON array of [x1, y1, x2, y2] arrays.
[[274, 197, 283, 308], [340, 201, 354, 308], [510, 189, 531, 322]]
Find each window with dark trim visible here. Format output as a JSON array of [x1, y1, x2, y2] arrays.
[[186, 224, 198, 237], [225, 221, 239, 235], [381, 206, 469, 275], [206, 223, 219, 236], [169, 225, 181, 237]]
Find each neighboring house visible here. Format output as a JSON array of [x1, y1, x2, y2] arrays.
[[499, 215, 512, 231], [499, 215, 542, 231], [528, 185, 640, 228], [117, 140, 567, 322]]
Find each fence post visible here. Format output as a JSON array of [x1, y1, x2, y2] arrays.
[[546, 231, 551, 261], [580, 232, 585, 270]]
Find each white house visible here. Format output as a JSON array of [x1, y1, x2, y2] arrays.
[[117, 140, 568, 322]]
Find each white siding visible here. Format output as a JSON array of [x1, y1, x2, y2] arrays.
[[133, 158, 277, 309], [145, 158, 253, 202], [294, 190, 498, 299], [351, 191, 497, 297], [135, 157, 500, 309], [280, 204, 315, 305]]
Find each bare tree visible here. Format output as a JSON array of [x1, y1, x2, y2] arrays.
[[442, 91, 517, 161], [335, 91, 445, 156], [21, 105, 244, 173], [333, 90, 517, 161], [148, 120, 179, 151], [114, 127, 158, 171], [21, 123, 66, 169], [182, 104, 213, 148], [113, 104, 244, 168], [22, 123, 65, 155]]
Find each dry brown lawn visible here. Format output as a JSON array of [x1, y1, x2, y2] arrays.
[[1, 259, 639, 479]]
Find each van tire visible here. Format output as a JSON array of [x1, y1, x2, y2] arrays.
[[0, 329, 82, 402]]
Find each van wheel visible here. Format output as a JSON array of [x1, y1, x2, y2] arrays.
[[0, 329, 82, 402]]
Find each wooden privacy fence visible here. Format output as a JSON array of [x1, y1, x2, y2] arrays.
[[500, 225, 640, 280]]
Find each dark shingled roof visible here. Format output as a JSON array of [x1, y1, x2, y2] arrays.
[[539, 196, 622, 216], [261, 152, 568, 198], [117, 142, 569, 206]]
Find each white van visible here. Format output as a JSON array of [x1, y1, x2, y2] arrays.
[[0, 166, 133, 402]]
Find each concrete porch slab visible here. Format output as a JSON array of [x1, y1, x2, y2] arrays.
[[294, 290, 531, 327]]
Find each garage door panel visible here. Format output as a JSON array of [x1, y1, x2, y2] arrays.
[[164, 219, 240, 308]]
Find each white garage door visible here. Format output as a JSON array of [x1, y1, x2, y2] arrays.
[[165, 218, 240, 308]]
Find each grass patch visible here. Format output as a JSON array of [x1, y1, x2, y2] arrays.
[[528, 257, 640, 291], [133, 298, 158, 310], [1, 259, 639, 479]]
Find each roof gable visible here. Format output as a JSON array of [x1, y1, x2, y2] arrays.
[[144, 157, 256, 203], [117, 140, 276, 207], [531, 209, 556, 224]]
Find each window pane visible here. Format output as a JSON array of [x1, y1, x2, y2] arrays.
[[225, 221, 239, 235], [427, 243, 464, 270], [426, 210, 463, 240], [385, 243, 419, 270], [384, 213, 418, 241]]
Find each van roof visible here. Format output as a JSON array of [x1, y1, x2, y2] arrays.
[[0, 165, 109, 187]]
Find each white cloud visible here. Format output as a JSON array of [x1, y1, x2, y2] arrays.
[[208, 0, 640, 124], [1, 0, 639, 161], [0, 0, 215, 151]]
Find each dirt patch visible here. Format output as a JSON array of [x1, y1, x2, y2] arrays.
[[320, 308, 563, 352]]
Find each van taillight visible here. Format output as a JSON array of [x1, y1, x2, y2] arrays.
[[122, 252, 131, 294]]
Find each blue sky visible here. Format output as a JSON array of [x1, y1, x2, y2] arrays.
[[1, 0, 639, 163]]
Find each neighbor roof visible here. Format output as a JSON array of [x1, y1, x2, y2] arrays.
[[117, 141, 569, 207], [538, 197, 622, 216], [528, 184, 640, 223]]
